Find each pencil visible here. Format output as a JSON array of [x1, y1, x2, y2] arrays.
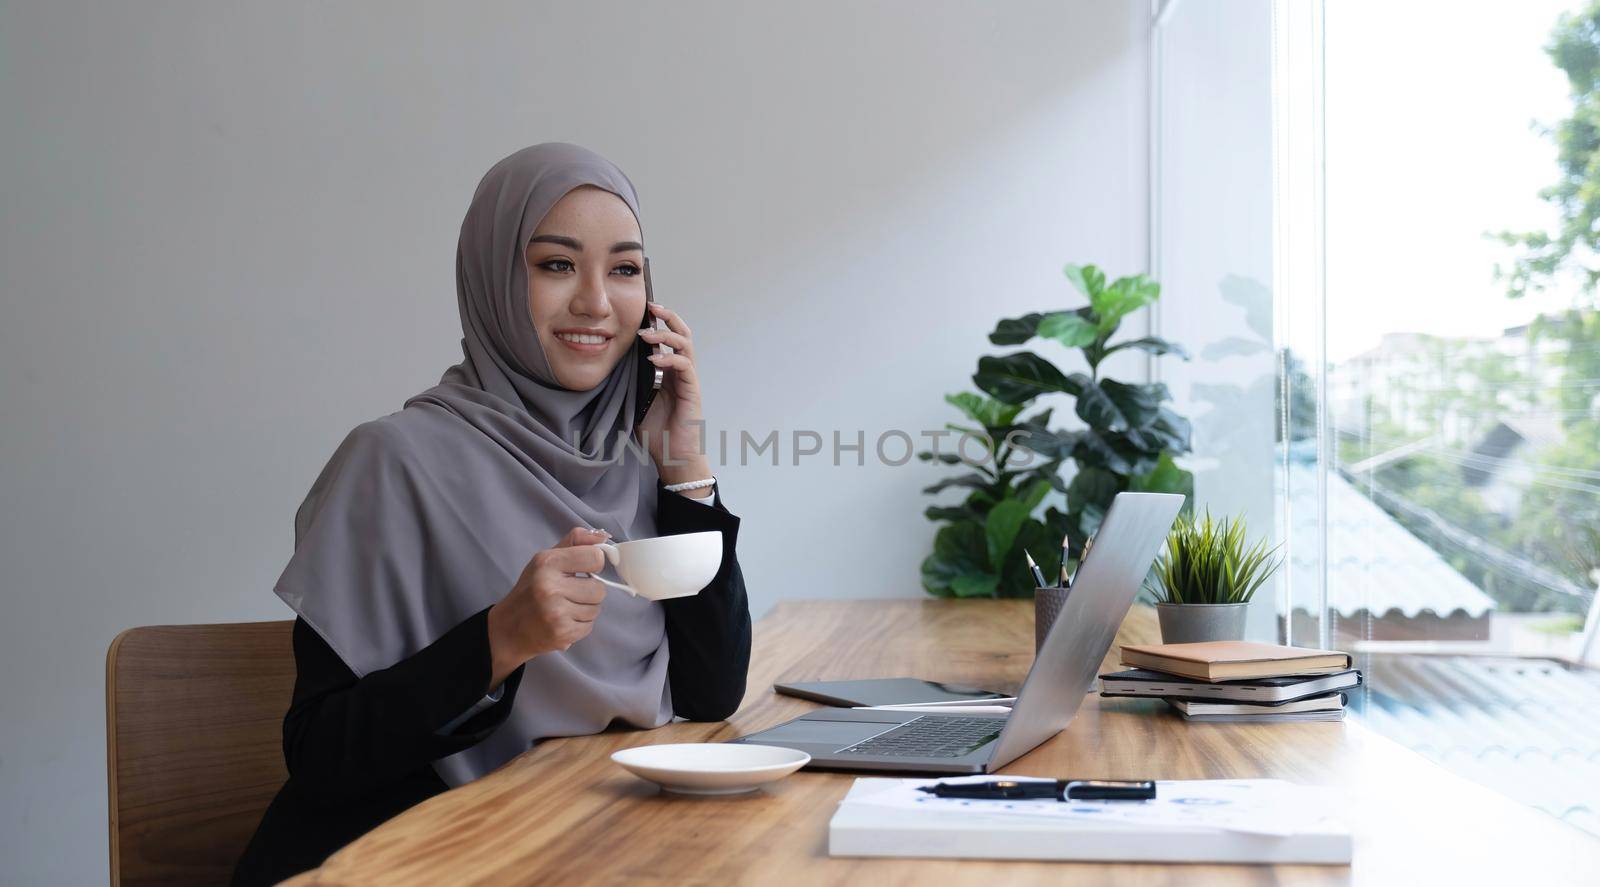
[[1023, 549, 1048, 589], [1066, 532, 1095, 587]]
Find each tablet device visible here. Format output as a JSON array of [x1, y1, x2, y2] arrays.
[[773, 678, 1011, 708]]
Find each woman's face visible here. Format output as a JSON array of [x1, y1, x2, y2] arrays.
[[524, 185, 647, 391]]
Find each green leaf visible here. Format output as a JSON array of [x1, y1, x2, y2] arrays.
[[1155, 408, 1193, 453], [1037, 311, 1100, 348], [922, 521, 988, 597], [924, 504, 982, 523], [1130, 452, 1194, 505], [1069, 431, 1161, 477], [1012, 463, 1068, 496], [917, 451, 965, 465], [1090, 275, 1160, 335], [1018, 477, 1051, 511], [1104, 336, 1189, 360], [1102, 432, 1163, 475], [1063, 263, 1106, 298], [1067, 466, 1122, 519], [920, 553, 957, 598], [973, 352, 1083, 404], [985, 500, 1031, 572], [944, 391, 1024, 429], [951, 572, 1001, 598], [1074, 378, 1165, 432], [983, 479, 1050, 572], [921, 473, 993, 495], [934, 520, 987, 560], [1072, 432, 1138, 475], [1004, 426, 1081, 461], [1041, 506, 1072, 553], [989, 312, 1045, 346], [1124, 407, 1192, 454], [994, 406, 1054, 443], [1068, 500, 1107, 543]]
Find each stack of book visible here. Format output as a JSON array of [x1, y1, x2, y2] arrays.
[[1099, 641, 1361, 722]]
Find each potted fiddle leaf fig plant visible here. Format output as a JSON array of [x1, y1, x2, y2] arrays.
[[1146, 510, 1283, 644], [919, 263, 1194, 599]]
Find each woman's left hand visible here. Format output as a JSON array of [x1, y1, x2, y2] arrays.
[[635, 303, 713, 492]]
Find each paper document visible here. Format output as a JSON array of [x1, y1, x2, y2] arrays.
[[842, 775, 1344, 837]]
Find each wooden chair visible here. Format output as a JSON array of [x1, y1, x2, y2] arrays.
[[106, 621, 296, 886]]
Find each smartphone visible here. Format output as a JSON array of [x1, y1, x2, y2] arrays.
[[633, 257, 667, 426]]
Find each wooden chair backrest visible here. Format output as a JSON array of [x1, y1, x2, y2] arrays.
[[105, 621, 295, 886]]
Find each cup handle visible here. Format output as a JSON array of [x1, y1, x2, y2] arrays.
[[589, 542, 636, 596]]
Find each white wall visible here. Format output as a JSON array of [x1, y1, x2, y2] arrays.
[[0, 1, 1151, 882]]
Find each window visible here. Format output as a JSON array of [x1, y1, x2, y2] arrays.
[[1157, 0, 1600, 837]]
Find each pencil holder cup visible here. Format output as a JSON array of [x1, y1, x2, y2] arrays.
[[1034, 586, 1071, 652]]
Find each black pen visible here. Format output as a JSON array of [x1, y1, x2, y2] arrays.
[[918, 779, 1156, 801]]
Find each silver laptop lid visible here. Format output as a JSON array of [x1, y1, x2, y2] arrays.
[[985, 491, 1184, 770]]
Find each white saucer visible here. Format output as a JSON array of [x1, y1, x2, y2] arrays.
[[610, 742, 811, 795]]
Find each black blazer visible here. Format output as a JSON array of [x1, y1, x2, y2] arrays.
[[232, 485, 751, 887]]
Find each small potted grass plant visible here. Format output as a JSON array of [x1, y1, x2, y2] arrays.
[[1147, 510, 1282, 644]]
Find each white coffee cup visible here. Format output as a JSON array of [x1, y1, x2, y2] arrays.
[[590, 530, 723, 601]]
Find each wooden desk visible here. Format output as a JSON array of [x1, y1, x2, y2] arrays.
[[290, 601, 1600, 885]]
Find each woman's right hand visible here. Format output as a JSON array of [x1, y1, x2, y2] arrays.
[[486, 527, 610, 688]]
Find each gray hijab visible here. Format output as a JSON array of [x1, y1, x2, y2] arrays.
[[274, 142, 671, 787]]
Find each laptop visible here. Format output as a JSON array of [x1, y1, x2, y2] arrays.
[[727, 492, 1185, 773]]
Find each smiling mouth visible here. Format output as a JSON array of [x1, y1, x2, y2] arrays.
[[554, 330, 613, 354]]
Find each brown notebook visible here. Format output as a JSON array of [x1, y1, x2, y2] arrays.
[[1119, 641, 1353, 682]]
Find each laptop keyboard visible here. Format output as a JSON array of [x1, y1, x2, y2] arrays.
[[835, 716, 1004, 758]]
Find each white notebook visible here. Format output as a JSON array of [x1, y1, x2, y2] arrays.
[[828, 776, 1352, 865]]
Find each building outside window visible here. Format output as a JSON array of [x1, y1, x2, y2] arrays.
[[1157, 0, 1600, 838]]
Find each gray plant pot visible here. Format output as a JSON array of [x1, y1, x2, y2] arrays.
[[1034, 586, 1071, 652], [1156, 602, 1249, 645]]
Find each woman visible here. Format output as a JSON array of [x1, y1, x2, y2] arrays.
[[232, 143, 751, 886]]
